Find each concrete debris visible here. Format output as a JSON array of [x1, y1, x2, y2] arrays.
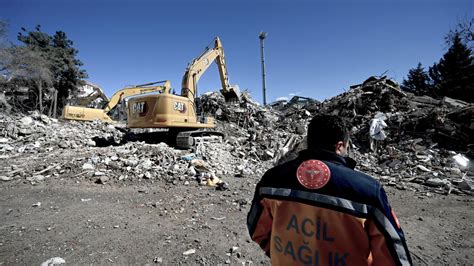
[[26, 175, 45, 183], [82, 163, 95, 170], [416, 165, 432, 172], [183, 249, 196, 256], [269, 96, 320, 112], [0, 175, 12, 181], [425, 178, 450, 187], [187, 166, 197, 176], [216, 181, 230, 191], [0, 111, 124, 155], [20, 116, 34, 126], [0, 75, 472, 195], [456, 180, 472, 191], [40, 114, 51, 125], [41, 257, 66, 266], [153, 257, 163, 263], [96, 176, 110, 184], [143, 171, 153, 179], [453, 154, 470, 168], [94, 171, 106, 176], [261, 76, 473, 193]]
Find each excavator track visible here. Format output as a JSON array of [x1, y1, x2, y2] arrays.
[[175, 130, 224, 149]]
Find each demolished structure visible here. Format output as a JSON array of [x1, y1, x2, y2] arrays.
[[0, 76, 472, 195]]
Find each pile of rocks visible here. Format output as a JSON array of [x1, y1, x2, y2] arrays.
[[315, 76, 473, 194], [1, 76, 472, 194], [201, 76, 473, 194], [201, 91, 303, 164], [316, 76, 472, 153], [0, 111, 124, 155], [0, 109, 274, 187]]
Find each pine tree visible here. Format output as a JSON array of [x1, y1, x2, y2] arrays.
[[429, 33, 474, 102], [50, 31, 88, 106], [401, 63, 432, 96]]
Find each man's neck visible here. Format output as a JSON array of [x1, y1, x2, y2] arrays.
[[298, 149, 357, 169]]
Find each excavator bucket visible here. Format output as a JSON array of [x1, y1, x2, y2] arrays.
[[221, 85, 241, 103]]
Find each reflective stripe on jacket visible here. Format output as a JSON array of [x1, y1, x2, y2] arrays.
[[247, 149, 412, 266]]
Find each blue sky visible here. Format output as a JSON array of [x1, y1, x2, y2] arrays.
[[2, 0, 472, 103]]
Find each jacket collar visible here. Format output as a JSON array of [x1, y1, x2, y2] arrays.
[[298, 148, 357, 169]]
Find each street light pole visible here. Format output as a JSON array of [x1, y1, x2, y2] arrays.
[[259, 32, 267, 106]]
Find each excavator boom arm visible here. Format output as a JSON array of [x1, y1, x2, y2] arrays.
[[215, 40, 232, 90], [181, 37, 240, 102], [181, 48, 220, 98]]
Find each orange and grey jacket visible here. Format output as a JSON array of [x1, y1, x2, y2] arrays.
[[247, 149, 412, 266]]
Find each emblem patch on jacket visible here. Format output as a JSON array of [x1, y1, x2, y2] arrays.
[[296, 160, 331, 189]]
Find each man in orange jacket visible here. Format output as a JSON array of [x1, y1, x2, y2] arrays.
[[247, 114, 412, 265]]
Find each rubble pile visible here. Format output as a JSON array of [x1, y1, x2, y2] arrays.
[[75, 141, 186, 184], [0, 108, 274, 186], [202, 77, 473, 194], [272, 96, 320, 135], [201, 91, 303, 164], [0, 111, 124, 155], [279, 77, 473, 194], [352, 141, 472, 193], [317, 77, 473, 190], [316, 76, 473, 152], [0, 76, 472, 194]]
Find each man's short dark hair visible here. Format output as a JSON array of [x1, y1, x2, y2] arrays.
[[307, 114, 350, 151]]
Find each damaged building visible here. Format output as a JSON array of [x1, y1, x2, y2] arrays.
[[0, 76, 472, 195]]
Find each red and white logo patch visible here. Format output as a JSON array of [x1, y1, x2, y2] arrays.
[[296, 160, 331, 189]]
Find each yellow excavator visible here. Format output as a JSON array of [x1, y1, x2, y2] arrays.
[[127, 37, 240, 148], [62, 80, 171, 122]]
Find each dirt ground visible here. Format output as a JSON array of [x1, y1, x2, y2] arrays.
[[0, 171, 472, 265]]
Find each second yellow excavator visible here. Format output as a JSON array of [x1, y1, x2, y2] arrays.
[[62, 80, 171, 122], [127, 37, 240, 148]]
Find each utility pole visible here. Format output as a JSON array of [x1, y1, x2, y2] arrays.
[[53, 89, 58, 118], [259, 32, 267, 105]]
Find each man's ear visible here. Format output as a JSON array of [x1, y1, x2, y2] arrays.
[[335, 141, 345, 154]]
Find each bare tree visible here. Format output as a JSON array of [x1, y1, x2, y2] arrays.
[[0, 20, 53, 111], [0, 46, 53, 112], [445, 18, 474, 50]]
